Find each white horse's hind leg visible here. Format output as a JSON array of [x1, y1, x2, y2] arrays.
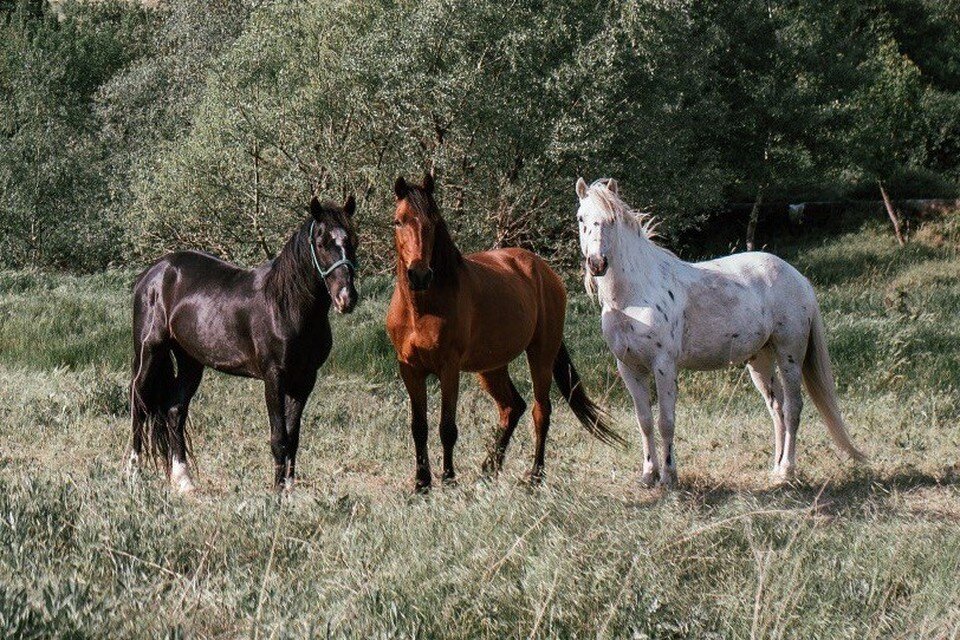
[[774, 350, 804, 481], [746, 349, 786, 472], [617, 360, 657, 487], [654, 359, 679, 486]]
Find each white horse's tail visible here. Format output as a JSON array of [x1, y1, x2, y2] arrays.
[[802, 305, 868, 462]]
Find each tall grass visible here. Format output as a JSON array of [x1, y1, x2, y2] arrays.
[[0, 213, 958, 637]]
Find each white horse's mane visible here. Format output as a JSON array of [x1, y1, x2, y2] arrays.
[[585, 179, 659, 240]]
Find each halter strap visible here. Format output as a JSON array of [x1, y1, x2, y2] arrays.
[[309, 220, 356, 279]]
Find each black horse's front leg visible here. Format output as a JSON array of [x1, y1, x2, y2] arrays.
[[282, 394, 307, 491], [264, 373, 288, 491]]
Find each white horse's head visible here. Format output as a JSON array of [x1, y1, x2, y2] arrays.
[[575, 177, 618, 277], [575, 177, 655, 280]]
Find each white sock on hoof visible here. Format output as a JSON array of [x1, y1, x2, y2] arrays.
[[171, 459, 195, 493]]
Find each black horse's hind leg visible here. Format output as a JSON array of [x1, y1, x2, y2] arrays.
[[167, 345, 204, 492]]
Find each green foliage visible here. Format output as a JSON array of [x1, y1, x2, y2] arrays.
[[0, 0, 959, 269]]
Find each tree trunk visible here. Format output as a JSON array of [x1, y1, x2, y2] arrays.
[[745, 189, 764, 251], [878, 180, 906, 246]]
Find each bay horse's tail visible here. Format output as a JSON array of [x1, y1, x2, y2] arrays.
[[553, 342, 626, 448], [802, 305, 868, 462]]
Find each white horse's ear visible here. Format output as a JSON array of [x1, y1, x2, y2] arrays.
[[575, 177, 588, 200], [606, 178, 619, 194]]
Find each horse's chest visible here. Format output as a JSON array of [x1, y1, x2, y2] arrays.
[[388, 315, 451, 369], [601, 307, 671, 367]]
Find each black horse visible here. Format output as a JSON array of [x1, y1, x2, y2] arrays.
[[129, 195, 358, 492]]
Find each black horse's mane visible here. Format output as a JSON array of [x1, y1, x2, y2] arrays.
[[266, 217, 326, 315]]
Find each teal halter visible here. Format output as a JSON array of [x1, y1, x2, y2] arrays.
[[309, 220, 356, 278]]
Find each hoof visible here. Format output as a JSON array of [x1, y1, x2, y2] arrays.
[[771, 466, 796, 485], [283, 477, 295, 494], [441, 472, 457, 487], [524, 468, 545, 486], [481, 456, 503, 478], [659, 468, 677, 488], [124, 452, 141, 481], [639, 471, 658, 488], [170, 460, 195, 494]]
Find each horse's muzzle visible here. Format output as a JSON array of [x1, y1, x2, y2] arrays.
[[334, 287, 357, 314], [407, 267, 434, 291], [587, 255, 608, 277]]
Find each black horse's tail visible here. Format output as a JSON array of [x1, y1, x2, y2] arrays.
[[129, 344, 177, 473], [552, 341, 626, 448]]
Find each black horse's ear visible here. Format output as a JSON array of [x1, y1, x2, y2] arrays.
[[394, 176, 409, 200], [423, 172, 435, 195], [343, 195, 356, 218], [310, 195, 324, 221]]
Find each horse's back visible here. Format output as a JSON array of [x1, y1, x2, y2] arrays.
[[458, 248, 566, 370]]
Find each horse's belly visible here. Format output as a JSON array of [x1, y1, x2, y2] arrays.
[[678, 323, 770, 370]]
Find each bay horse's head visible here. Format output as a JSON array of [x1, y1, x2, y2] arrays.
[[392, 172, 443, 292], [309, 194, 358, 313]]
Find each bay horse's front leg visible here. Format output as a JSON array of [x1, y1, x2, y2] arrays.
[[438, 367, 461, 484], [399, 363, 431, 492], [654, 359, 679, 486], [263, 372, 289, 491], [617, 360, 658, 487]]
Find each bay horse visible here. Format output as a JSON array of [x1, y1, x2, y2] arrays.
[[129, 195, 358, 492], [575, 178, 867, 487], [386, 173, 624, 492]]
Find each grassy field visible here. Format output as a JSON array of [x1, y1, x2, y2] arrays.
[[1, 214, 959, 638]]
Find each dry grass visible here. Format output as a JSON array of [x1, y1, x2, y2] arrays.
[[0, 214, 958, 638]]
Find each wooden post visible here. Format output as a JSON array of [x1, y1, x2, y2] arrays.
[[878, 180, 906, 246], [745, 189, 764, 251]]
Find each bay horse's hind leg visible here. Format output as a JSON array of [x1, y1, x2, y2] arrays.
[[746, 348, 786, 473], [525, 351, 555, 484], [167, 345, 203, 493], [478, 366, 527, 476]]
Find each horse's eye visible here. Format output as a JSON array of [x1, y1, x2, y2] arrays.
[[393, 219, 403, 228]]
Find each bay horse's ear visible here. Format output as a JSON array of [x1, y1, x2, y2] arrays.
[[394, 176, 409, 201], [606, 178, 619, 194], [343, 194, 356, 218], [310, 195, 324, 221], [575, 177, 588, 200], [422, 171, 435, 195]]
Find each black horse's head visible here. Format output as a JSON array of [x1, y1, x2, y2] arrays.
[[309, 195, 359, 313]]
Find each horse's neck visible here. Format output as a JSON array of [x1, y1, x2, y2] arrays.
[[268, 230, 329, 325], [596, 224, 690, 309], [394, 261, 458, 318]]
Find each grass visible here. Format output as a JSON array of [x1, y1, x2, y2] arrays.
[[0, 213, 959, 638]]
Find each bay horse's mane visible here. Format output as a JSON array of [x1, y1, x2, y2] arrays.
[[401, 185, 464, 288]]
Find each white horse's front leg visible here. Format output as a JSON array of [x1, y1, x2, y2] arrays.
[[617, 360, 658, 487], [654, 359, 679, 486]]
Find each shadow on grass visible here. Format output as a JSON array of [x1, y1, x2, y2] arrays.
[[674, 465, 960, 519]]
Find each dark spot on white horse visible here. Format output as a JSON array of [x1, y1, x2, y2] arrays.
[[646, 454, 651, 462], [668, 290, 674, 301], [658, 368, 664, 376], [656, 342, 662, 348], [732, 333, 740, 338], [787, 355, 795, 364]]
